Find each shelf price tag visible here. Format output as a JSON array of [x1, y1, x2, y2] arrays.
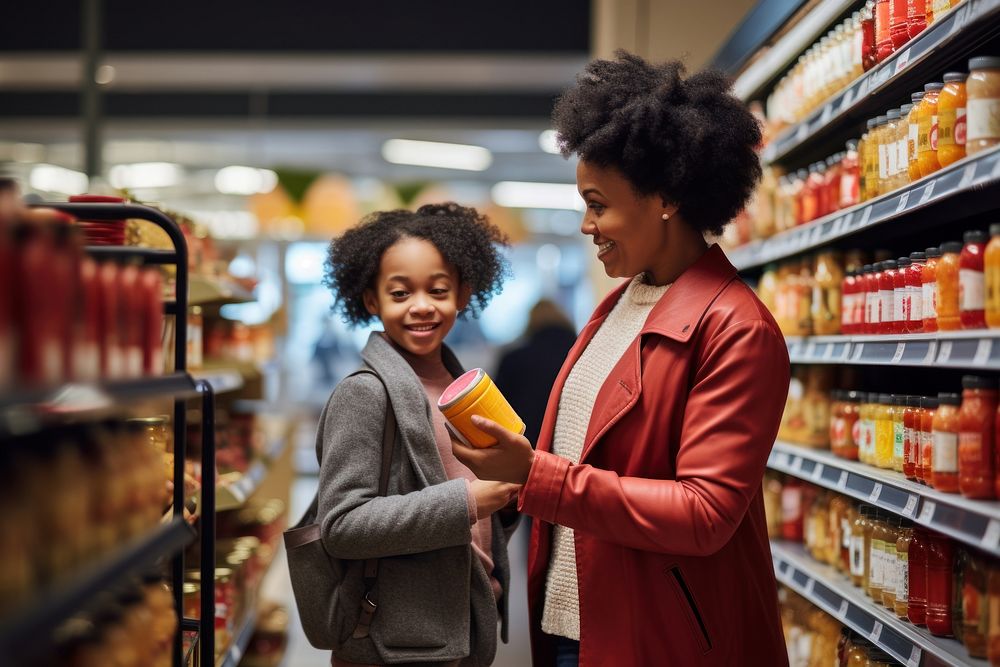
[[804, 578, 815, 595], [975, 338, 994, 365], [838, 600, 850, 619], [805, 342, 817, 358], [907, 646, 922, 667], [923, 341, 938, 364], [823, 344, 835, 360], [891, 342, 906, 364], [841, 211, 855, 231], [951, 3, 972, 34], [983, 519, 1000, 550], [938, 340, 954, 363], [869, 482, 883, 502], [960, 163, 978, 188], [894, 49, 911, 75], [918, 500, 936, 523], [811, 463, 825, 482], [903, 495, 919, 517], [919, 180, 936, 205], [840, 88, 855, 113], [838, 470, 849, 490], [852, 343, 865, 361], [858, 206, 873, 228], [895, 191, 910, 213], [810, 224, 823, 244], [821, 105, 833, 125], [870, 620, 883, 642], [791, 456, 804, 473], [775, 452, 791, 468]]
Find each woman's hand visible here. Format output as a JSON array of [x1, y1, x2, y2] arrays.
[[470, 480, 521, 520], [453, 415, 535, 485]]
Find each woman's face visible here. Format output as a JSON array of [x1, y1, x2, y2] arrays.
[[576, 160, 674, 281], [363, 236, 467, 358]]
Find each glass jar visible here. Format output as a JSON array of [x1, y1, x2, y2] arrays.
[[882, 514, 901, 609], [892, 394, 907, 472], [781, 477, 804, 541], [904, 395, 922, 479], [962, 230, 988, 330], [910, 526, 930, 625], [875, 393, 895, 469], [908, 251, 927, 333], [842, 270, 858, 334], [965, 551, 990, 658], [955, 547, 967, 646], [823, 154, 842, 217], [792, 169, 807, 227], [813, 251, 844, 335], [959, 375, 998, 499], [895, 257, 911, 332], [932, 392, 962, 492], [908, 0, 928, 38], [988, 224, 1000, 329], [908, 92, 925, 183], [875, 0, 894, 62], [805, 366, 834, 447], [864, 505, 877, 593], [874, 115, 890, 196], [938, 72, 968, 167], [927, 532, 955, 636], [937, 241, 963, 331], [802, 163, 824, 223], [868, 510, 887, 601], [918, 82, 945, 178], [851, 505, 870, 587], [861, 264, 875, 335], [923, 247, 942, 332], [920, 396, 939, 485], [896, 520, 914, 619], [968, 57, 1000, 156]]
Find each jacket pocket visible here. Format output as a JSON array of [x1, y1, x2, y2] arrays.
[[665, 565, 712, 654]]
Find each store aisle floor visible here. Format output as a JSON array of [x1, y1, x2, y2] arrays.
[[274, 476, 534, 667]]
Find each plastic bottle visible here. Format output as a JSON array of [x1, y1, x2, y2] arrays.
[[908, 251, 927, 332], [896, 105, 913, 190], [892, 394, 907, 472], [967, 57, 1000, 156], [923, 247, 942, 332], [861, 1, 878, 71], [908, 92, 925, 183], [863, 118, 881, 200], [938, 72, 968, 167], [918, 82, 945, 177], [876, 394, 895, 469], [875, 115, 890, 196], [932, 392, 962, 492], [926, 532, 955, 636], [937, 241, 963, 331], [904, 395, 921, 479], [885, 109, 904, 192], [961, 230, 987, 329], [851, 505, 870, 587], [875, 0, 894, 63], [781, 478, 804, 541], [920, 396, 940, 484], [896, 520, 914, 619], [841, 140, 861, 209], [895, 257, 911, 331], [907, 0, 927, 38], [889, 0, 910, 50], [909, 526, 930, 625], [986, 224, 1000, 329], [959, 375, 998, 499], [865, 263, 880, 334], [879, 260, 898, 333]]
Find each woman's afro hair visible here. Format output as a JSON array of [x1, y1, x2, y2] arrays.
[[324, 202, 510, 327], [552, 50, 763, 235]]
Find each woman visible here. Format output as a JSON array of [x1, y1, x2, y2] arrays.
[[454, 52, 790, 666]]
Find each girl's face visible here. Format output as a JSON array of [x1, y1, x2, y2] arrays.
[[577, 160, 677, 284], [363, 237, 468, 358]]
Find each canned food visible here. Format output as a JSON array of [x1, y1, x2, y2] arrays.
[[438, 369, 524, 448]]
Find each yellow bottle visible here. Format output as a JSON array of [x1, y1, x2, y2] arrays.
[[986, 223, 1000, 329], [875, 394, 895, 469]]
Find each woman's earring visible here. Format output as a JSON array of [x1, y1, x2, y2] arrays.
[[661, 213, 670, 221]]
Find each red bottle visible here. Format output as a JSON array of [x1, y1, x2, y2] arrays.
[[895, 257, 911, 332], [867, 263, 883, 335], [74, 255, 102, 381], [140, 267, 164, 376], [907, 0, 927, 38], [961, 230, 987, 329], [802, 163, 824, 223], [909, 526, 929, 625], [890, 0, 910, 50], [959, 375, 998, 499], [48, 213, 80, 384], [996, 402, 1000, 499], [919, 396, 940, 484], [824, 155, 842, 217], [14, 209, 60, 386], [923, 247, 943, 333], [875, 0, 895, 63], [862, 1, 878, 72], [840, 141, 861, 209], [842, 271, 856, 334], [879, 260, 899, 334], [119, 261, 144, 379], [904, 395, 921, 479], [96, 260, 122, 379], [908, 252, 927, 333], [926, 532, 955, 636]]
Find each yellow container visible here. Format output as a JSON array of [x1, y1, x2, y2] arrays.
[[438, 369, 525, 448], [875, 394, 895, 469]]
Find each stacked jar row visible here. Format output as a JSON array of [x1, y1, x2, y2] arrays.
[[841, 227, 1000, 334], [766, 0, 966, 133], [766, 474, 999, 660]]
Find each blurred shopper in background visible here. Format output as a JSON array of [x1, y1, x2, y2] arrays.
[[494, 299, 577, 447], [455, 51, 791, 666]]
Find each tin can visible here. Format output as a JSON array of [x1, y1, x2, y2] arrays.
[[438, 368, 524, 448]]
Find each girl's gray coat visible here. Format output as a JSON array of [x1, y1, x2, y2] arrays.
[[316, 333, 515, 666]]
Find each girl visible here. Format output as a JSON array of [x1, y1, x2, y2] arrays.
[[318, 203, 519, 667]]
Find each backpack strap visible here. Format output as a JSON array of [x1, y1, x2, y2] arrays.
[[348, 369, 397, 639]]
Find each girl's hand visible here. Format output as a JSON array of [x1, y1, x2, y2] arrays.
[[470, 480, 521, 520], [454, 415, 535, 485]]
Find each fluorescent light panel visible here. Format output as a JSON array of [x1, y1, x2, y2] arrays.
[[382, 139, 492, 171], [29, 164, 89, 195], [108, 162, 182, 189], [491, 181, 583, 211], [215, 166, 278, 195]]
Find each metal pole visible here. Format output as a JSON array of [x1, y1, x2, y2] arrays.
[[81, 0, 103, 179]]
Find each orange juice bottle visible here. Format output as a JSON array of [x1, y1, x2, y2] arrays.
[[918, 83, 945, 178], [908, 92, 925, 183], [937, 241, 963, 331], [938, 72, 968, 167], [986, 224, 1000, 329]]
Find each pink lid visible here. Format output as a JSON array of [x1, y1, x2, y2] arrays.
[[438, 369, 484, 409], [69, 194, 126, 203]]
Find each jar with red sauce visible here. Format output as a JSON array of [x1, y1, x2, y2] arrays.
[[959, 375, 998, 499], [907, 251, 927, 333], [879, 260, 899, 334], [926, 532, 955, 637], [961, 230, 987, 330]]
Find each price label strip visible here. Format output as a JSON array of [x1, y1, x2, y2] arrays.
[[821, 105, 833, 124], [894, 49, 911, 74], [983, 519, 1000, 550], [870, 620, 883, 642], [804, 342, 817, 359], [923, 341, 938, 364], [823, 344, 835, 360], [960, 163, 978, 188], [918, 500, 936, 523], [858, 206, 872, 229], [903, 495, 919, 517], [791, 456, 804, 473], [938, 340, 954, 363], [838, 600, 849, 619], [895, 191, 910, 214], [975, 338, 993, 366], [918, 180, 936, 205], [811, 462, 825, 482], [852, 343, 865, 361], [907, 646, 922, 667], [869, 482, 883, 502], [891, 342, 906, 364], [804, 578, 815, 595], [837, 470, 849, 490]]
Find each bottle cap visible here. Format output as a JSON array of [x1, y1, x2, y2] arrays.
[[969, 56, 1000, 71], [887, 108, 901, 120], [924, 82, 945, 92], [922, 396, 940, 409], [941, 241, 963, 254], [909, 251, 927, 262], [964, 229, 987, 244], [990, 223, 1000, 237], [882, 259, 897, 270], [943, 71, 968, 83], [962, 375, 996, 390], [926, 247, 942, 258], [897, 257, 911, 266], [937, 392, 961, 406], [901, 103, 914, 115]]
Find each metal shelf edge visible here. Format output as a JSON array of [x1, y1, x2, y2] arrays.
[[215, 436, 288, 511]]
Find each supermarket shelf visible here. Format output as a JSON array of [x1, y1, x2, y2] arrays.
[[189, 275, 255, 307], [85, 246, 179, 264], [761, 0, 1000, 166], [768, 440, 1000, 557], [730, 144, 1000, 271], [217, 607, 258, 667], [0, 372, 199, 438], [785, 330, 1000, 369], [216, 436, 288, 511], [771, 540, 987, 667], [0, 519, 196, 663], [190, 368, 245, 395]]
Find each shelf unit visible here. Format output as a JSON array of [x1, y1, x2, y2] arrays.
[[769, 440, 1000, 557], [191, 368, 245, 395], [217, 436, 288, 511], [784, 330, 1000, 369], [217, 607, 259, 667], [0, 519, 196, 665], [729, 143, 1000, 272], [772, 540, 986, 667], [189, 275, 255, 307]]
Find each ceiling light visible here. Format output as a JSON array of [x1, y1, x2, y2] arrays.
[[215, 166, 278, 195], [491, 181, 583, 211], [382, 139, 492, 171], [29, 164, 89, 195], [538, 130, 561, 155], [108, 162, 182, 189]]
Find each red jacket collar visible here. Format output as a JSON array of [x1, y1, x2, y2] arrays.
[[589, 244, 738, 342]]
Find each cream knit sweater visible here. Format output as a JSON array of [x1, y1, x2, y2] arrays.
[[541, 275, 670, 641]]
